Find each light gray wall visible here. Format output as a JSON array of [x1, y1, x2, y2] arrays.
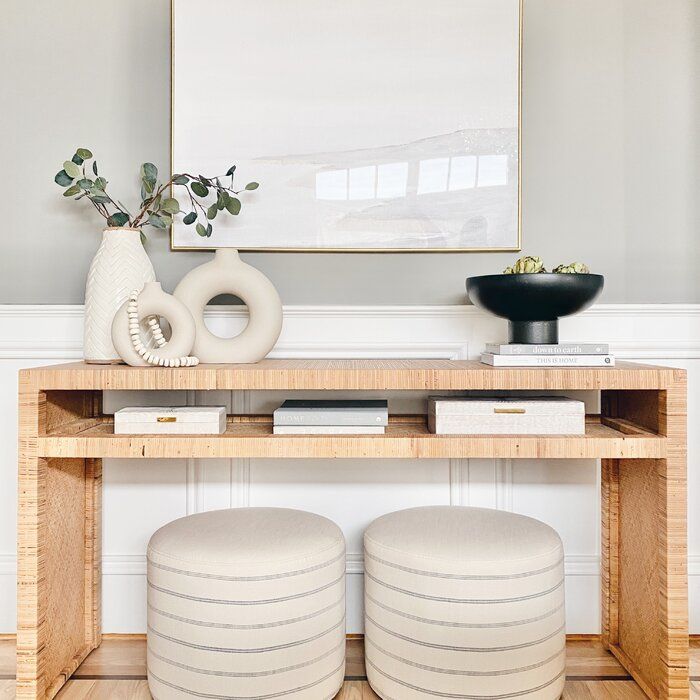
[[1, 0, 698, 305]]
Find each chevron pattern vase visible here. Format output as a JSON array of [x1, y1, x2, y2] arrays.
[[84, 227, 156, 363]]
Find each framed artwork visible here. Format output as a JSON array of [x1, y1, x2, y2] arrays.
[[171, 0, 521, 251]]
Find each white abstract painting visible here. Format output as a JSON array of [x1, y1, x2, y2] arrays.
[[172, 0, 520, 250]]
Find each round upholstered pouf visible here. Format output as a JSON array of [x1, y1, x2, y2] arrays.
[[147, 508, 346, 699], [364, 506, 565, 700]]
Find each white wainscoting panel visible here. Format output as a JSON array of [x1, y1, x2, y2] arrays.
[[0, 304, 698, 634]]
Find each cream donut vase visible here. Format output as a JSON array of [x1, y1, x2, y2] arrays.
[[111, 281, 196, 367], [173, 249, 283, 363]]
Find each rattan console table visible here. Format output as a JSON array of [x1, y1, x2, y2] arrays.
[[17, 360, 688, 699]]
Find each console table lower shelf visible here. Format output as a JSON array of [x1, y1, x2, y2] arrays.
[[16, 360, 689, 699]]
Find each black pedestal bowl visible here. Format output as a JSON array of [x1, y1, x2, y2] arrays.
[[466, 273, 604, 344]]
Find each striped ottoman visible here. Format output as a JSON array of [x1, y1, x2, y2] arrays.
[[147, 507, 346, 699], [364, 506, 565, 700]]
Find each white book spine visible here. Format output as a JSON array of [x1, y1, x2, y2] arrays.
[[481, 353, 615, 367], [484, 343, 609, 355], [273, 425, 386, 435], [274, 411, 388, 426]]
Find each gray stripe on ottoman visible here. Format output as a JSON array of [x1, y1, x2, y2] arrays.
[[364, 506, 566, 700], [365, 658, 565, 700]]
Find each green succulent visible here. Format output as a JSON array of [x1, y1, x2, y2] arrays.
[[503, 256, 546, 274], [55, 148, 259, 239], [553, 262, 590, 274]]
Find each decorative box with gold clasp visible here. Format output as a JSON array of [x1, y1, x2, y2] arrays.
[[428, 397, 585, 435], [114, 406, 227, 434]]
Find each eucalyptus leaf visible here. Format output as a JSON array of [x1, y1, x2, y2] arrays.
[[216, 192, 225, 211], [107, 212, 130, 227], [172, 175, 189, 185], [226, 165, 236, 176], [95, 177, 107, 190], [72, 153, 84, 166], [245, 182, 259, 190], [161, 197, 180, 214], [63, 160, 82, 179], [207, 203, 218, 220], [196, 222, 207, 237], [76, 148, 93, 160], [89, 187, 111, 203], [142, 178, 155, 194], [55, 170, 73, 186], [78, 178, 94, 190], [191, 181, 209, 197], [183, 211, 197, 225], [148, 213, 166, 229], [92, 161, 98, 176], [225, 197, 241, 215], [206, 223, 212, 237], [63, 184, 81, 197], [141, 162, 158, 181]]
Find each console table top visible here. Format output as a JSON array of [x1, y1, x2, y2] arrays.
[[20, 359, 684, 391]]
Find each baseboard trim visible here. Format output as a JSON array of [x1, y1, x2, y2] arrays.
[[0, 633, 610, 643]]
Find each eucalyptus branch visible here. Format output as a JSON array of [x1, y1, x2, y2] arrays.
[[55, 150, 259, 238]]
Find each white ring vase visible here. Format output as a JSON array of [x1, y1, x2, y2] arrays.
[[173, 249, 282, 364]]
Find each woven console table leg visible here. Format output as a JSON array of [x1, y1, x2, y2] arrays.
[[601, 380, 689, 699], [17, 383, 103, 700]]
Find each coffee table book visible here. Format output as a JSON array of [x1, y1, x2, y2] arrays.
[[273, 399, 388, 426], [273, 425, 386, 435], [485, 342, 609, 355], [481, 353, 615, 367]]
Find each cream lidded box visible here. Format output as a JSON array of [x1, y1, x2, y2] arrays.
[[114, 407, 227, 434], [428, 396, 585, 435]]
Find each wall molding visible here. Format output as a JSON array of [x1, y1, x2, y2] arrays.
[[8, 553, 700, 578], [2, 303, 700, 359], [0, 552, 614, 578]]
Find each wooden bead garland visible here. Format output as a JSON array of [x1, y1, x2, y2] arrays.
[[127, 290, 199, 367]]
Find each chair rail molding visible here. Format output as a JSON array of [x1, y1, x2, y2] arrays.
[[2, 303, 700, 359], [0, 302, 698, 634]]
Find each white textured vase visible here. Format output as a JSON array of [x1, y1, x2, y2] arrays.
[[84, 227, 156, 363]]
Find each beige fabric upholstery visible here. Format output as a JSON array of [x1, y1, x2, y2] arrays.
[[147, 507, 346, 699], [364, 506, 565, 700]]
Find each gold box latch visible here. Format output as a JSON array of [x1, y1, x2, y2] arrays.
[[157, 416, 177, 423], [493, 407, 526, 414]]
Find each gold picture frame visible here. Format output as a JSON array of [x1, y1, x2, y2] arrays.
[[170, 0, 522, 253]]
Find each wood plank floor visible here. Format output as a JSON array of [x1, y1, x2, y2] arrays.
[[0, 637, 698, 698]]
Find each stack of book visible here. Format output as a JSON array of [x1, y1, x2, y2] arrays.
[[481, 342, 614, 367], [273, 400, 389, 434]]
